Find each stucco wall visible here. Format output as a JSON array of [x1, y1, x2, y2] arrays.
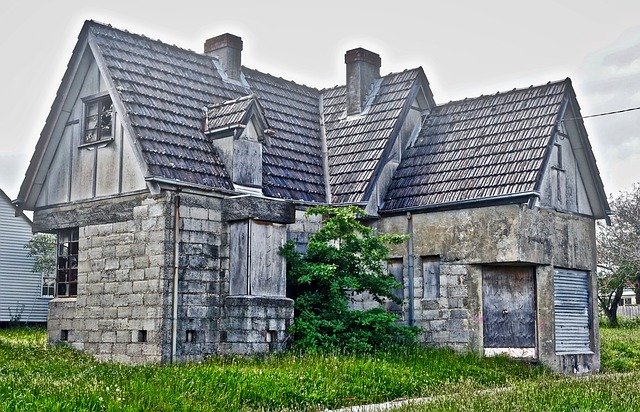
[[376, 203, 599, 373]]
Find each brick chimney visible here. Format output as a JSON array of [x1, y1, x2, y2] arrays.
[[345, 48, 381, 115], [204, 33, 243, 81]]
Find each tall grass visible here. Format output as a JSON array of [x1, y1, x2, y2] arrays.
[[0, 328, 545, 411], [600, 318, 640, 372]]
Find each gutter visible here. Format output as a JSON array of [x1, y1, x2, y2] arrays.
[[171, 192, 181, 363], [407, 212, 415, 327], [318, 93, 332, 203], [381, 191, 540, 216]]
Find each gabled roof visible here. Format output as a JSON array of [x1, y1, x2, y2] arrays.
[[0, 189, 32, 227], [89, 22, 239, 190], [322, 69, 429, 204], [383, 79, 571, 211], [205, 95, 269, 136]]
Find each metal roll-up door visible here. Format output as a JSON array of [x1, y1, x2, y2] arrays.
[[554, 269, 592, 354]]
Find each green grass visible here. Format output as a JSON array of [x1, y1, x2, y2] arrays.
[[2, 323, 640, 411], [600, 318, 640, 372], [392, 373, 640, 411], [388, 320, 640, 411], [0, 328, 546, 411]]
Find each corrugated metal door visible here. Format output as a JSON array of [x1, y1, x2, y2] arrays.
[[483, 266, 536, 348], [554, 268, 591, 354]]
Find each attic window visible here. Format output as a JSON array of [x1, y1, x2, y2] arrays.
[[82, 93, 113, 144]]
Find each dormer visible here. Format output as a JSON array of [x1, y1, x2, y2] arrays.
[[204, 95, 272, 191]]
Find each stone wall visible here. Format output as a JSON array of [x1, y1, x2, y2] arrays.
[[47, 194, 172, 364], [175, 193, 225, 361]]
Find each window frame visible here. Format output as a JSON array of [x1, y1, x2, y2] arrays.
[[80, 91, 114, 147], [41, 270, 55, 298], [56, 228, 79, 298]]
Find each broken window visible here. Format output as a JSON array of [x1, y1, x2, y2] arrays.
[[82, 93, 113, 144], [422, 256, 440, 300], [56, 228, 79, 297]]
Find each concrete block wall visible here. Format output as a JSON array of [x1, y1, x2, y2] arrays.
[[174, 194, 225, 361], [415, 263, 471, 351], [48, 195, 172, 364], [220, 296, 294, 355]]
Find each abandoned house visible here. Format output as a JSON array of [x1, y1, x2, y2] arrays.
[[15, 20, 610, 373], [0, 189, 51, 324]]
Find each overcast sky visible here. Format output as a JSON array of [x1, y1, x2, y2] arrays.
[[1, 0, 639, 202]]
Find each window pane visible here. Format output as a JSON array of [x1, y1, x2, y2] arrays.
[[86, 101, 98, 115], [69, 282, 77, 297], [85, 128, 97, 143]]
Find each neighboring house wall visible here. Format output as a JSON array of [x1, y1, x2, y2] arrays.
[[376, 204, 599, 374], [0, 193, 50, 323]]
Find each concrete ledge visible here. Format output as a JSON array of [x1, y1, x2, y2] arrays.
[[224, 295, 293, 308], [222, 196, 295, 224]]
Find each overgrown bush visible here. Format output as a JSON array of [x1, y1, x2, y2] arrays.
[[281, 206, 419, 352]]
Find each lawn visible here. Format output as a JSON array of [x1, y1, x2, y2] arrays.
[[0, 328, 545, 411], [1, 323, 639, 411]]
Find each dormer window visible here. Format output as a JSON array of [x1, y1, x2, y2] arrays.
[[82, 93, 113, 144]]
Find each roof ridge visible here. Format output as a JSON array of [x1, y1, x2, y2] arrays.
[[435, 78, 570, 108], [319, 67, 423, 93], [86, 20, 204, 60], [242, 66, 322, 94]]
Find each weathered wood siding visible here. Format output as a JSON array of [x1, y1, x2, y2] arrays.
[[538, 112, 593, 215], [35, 53, 146, 208], [229, 219, 286, 296], [0, 195, 49, 322]]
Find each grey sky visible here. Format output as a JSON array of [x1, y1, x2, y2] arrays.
[[1, 0, 639, 201]]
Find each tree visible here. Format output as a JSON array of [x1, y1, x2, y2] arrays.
[[597, 185, 640, 326], [280, 205, 418, 352], [25, 233, 56, 282]]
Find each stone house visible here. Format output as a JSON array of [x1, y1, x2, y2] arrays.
[[15, 21, 610, 373]]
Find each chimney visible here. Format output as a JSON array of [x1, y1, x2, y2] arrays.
[[204, 33, 243, 81], [345, 47, 381, 115]]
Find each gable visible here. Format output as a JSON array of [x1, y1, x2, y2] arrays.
[[22, 41, 147, 210], [536, 101, 609, 218]]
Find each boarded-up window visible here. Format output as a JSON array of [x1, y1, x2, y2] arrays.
[[386, 258, 404, 314], [422, 257, 440, 300], [554, 268, 591, 354], [229, 220, 286, 296]]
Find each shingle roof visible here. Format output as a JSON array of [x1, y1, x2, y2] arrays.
[[322, 69, 420, 204], [89, 23, 240, 190], [243, 68, 325, 202], [88, 21, 326, 202], [383, 80, 568, 211], [205, 95, 256, 133]]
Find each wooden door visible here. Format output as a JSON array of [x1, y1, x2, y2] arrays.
[[482, 266, 536, 348]]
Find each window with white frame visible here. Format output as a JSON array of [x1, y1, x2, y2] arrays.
[[41, 271, 55, 297]]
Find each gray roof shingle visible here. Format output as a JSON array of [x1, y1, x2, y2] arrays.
[[89, 22, 327, 201], [383, 80, 568, 211], [322, 69, 420, 203], [205, 95, 256, 133]]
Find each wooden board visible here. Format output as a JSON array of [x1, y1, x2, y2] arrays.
[[482, 266, 536, 348]]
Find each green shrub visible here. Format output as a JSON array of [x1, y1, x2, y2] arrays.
[[281, 205, 418, 353]]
